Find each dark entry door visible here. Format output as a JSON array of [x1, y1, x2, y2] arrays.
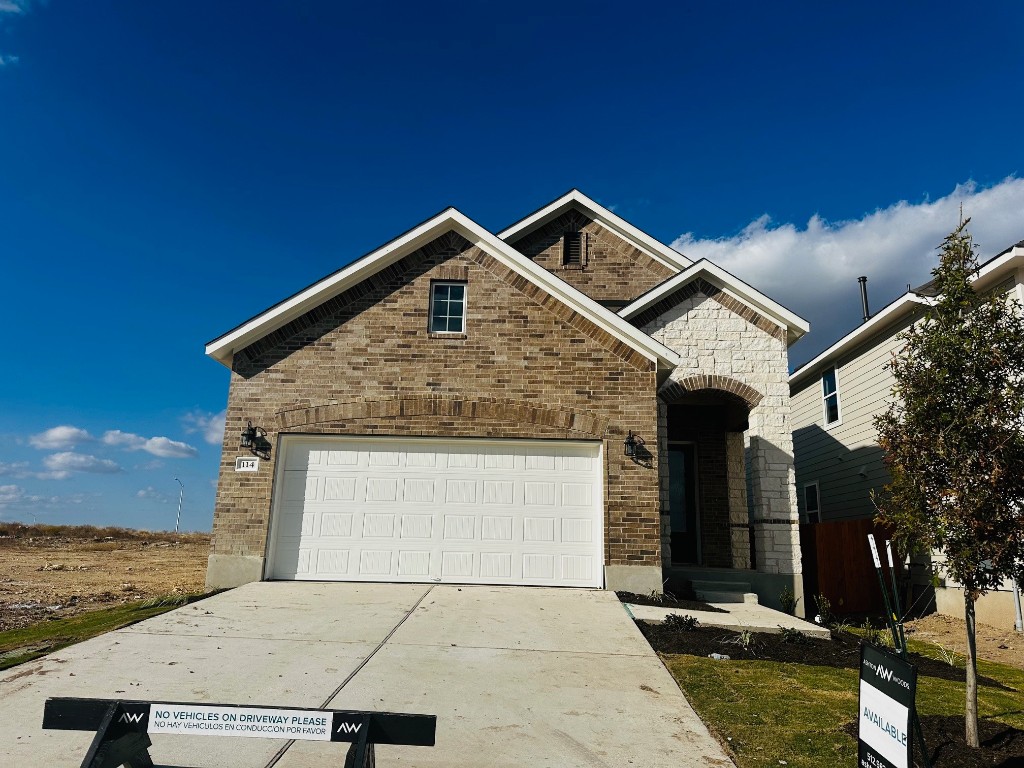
[[668, 442, 700, 564]]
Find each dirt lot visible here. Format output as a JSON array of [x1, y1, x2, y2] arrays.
[[905, 612, 1023, 670], [0, 525, 210, 632]]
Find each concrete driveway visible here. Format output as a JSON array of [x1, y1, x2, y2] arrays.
[[1, 583, 733, 767]]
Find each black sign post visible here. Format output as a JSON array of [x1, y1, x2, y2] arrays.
[[858, 645, 917, 768], [43, 697, 436, 768]]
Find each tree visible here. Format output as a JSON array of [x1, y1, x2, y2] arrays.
[[875, 219, 1024, 748]]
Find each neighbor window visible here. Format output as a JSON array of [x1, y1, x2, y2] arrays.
[[822, 366, 841, 425], [804, 482, 820, 523], [429, 281, 466, 333], [562, 231, 583, 266]]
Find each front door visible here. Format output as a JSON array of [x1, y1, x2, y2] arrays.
[[668, 442, 700, 564]]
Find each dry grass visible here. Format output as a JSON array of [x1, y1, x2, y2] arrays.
[[0, 522, 208, 543]]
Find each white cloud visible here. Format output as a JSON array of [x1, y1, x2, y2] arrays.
[[0, 460, 71, 480], [0, 1, 32, 13], [0, 461, 29, 477], [0, 484, 25, 505], [43, 452, 122, 474], [136, 486, 169, 503], [102, 430, 198, 459], [671, 177, 1024, 367], [0, 484, 57, 509], [182, 410, 226, 445], [0, 0, 34, 67], [29, 425, 94, 450]]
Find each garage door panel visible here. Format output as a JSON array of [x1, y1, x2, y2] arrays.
[[443, 515, 476, 540], [481, 515, 513, 541], [358, 550, 395, 576], [524, 482, 556, 506], [479, 552, 512, 579], [523, 517, 555, 542], [400, 514, 433, 539], [320, 512, 353, 537], [270, 437, 602, 587], [362, 512, 396, 538], [441, 551, 475, 578], [316, 549, 350, 575], [561, 518, 594, 543], [562, 555, 594, 581], [397, 550, 432, 577]]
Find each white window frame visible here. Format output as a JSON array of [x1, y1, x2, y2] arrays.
[[821, 366, 842, 427], [803, 481, 820, 523], [428, 281, 467, 334]]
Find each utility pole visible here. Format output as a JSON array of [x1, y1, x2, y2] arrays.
[[174, 478, 184, 534]]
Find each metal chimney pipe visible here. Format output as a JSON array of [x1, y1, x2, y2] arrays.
[[858, 276, 871, 323]]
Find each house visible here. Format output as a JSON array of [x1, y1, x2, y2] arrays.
[[790, 240, 1024, 627], [204, 190, 810, 609]]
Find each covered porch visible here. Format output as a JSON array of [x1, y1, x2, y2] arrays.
[[657, 375, 804, 614]]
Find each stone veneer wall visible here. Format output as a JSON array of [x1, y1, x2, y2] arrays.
[[208, 230, 663, 590], [641, 287, 801, 577]]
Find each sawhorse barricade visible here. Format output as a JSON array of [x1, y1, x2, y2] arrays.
[[43, 697, 436, 768]]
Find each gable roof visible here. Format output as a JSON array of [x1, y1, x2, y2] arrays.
[[617, 259, 810, 346], [789, 241, 1024, 387], [205, 207, 682, 370], [497, 189, 692, 272]]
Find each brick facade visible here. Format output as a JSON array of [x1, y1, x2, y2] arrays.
[[506, 210, 676, 303], [211, 230, 662, 573]]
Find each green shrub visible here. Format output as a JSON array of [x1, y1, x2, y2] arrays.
[[663, 613, 700, 631]]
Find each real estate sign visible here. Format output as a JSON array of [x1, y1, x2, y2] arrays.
[[858, 644, 917, 768]]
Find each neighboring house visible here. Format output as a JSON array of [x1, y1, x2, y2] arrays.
[[790, 240, 1024, 627], [204, 190, 810, 609]]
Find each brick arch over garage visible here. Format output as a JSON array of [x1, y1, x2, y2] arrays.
[[658, 375, 763, 409], [275, 396, 609, 437]]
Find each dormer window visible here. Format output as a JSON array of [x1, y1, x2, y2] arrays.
[[563, 231, 584, 267]]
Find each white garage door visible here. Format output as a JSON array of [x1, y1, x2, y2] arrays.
[[267, 436, 604, 587]]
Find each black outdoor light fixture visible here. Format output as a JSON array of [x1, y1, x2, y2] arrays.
[[240, 420, 266, 451], [623, 430, 639, 458]]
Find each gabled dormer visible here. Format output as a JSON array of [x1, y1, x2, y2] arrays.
[[499, 189, 691, 308]]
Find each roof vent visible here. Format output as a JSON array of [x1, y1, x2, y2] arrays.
[[858, 276, 871, 323]]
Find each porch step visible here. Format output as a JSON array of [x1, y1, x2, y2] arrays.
[[691, 580, 759, 605]]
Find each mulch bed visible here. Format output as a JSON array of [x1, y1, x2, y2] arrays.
[[841, 716, 1024, 767], [644, 622, 1024, 766], [636, 623, 1011, 688], [616, 591, 727, 614]]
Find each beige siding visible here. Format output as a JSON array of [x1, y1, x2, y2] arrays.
[[791, 311, 920, 522], [792, 274, 1024, 523]]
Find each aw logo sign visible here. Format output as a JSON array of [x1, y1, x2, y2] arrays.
[[858, 645, 917, 768]]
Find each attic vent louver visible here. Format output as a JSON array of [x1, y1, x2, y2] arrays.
[[563, 231, 584, 267]]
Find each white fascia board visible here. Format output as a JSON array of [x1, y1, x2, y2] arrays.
[[788, 293, 933, 387], [497, 189, 692, 272], [618, 260, 810, 343], [204, 209, 462, 367], [975, 247, 1024, 290], [206, 208, 681, 371], [449, 211, 680, 369]]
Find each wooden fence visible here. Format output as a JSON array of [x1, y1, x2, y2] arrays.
[[799, 518, 900, 617]]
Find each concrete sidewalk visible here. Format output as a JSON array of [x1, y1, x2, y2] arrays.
[[625, 600, 831, 639], [1, 583, 734, 767]]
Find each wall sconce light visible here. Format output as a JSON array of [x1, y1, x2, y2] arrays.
[[624, 431, 638, 458], [240, 420, 266, 451]]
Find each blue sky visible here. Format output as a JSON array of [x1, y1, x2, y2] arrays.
[[2, 2, 1023, 530]]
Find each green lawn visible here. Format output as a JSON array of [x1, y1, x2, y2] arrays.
[[0, 594, 207, 671], [664, 638, 1024, 768]]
